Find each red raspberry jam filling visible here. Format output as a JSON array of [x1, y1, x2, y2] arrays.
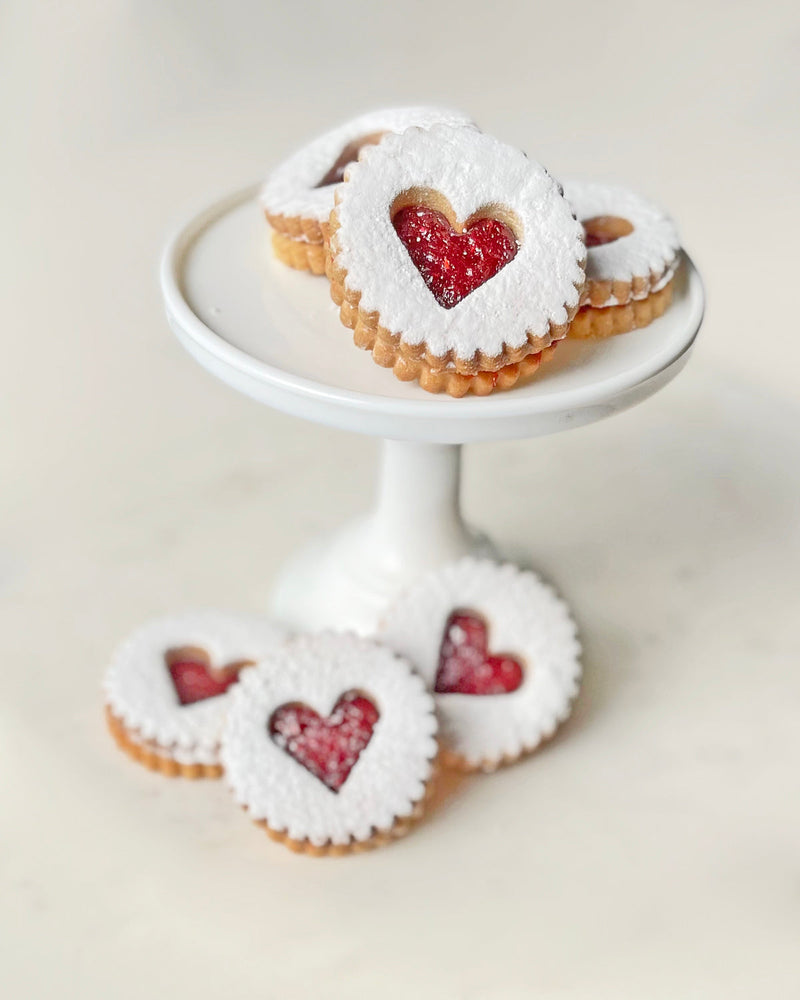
[[393, 205, 518, 309], [316, 131, 386, 188], [582, 215, 634, 248], [435, 610, 524, 695], [166, 647, 251, 706], [269, 691, 380, 792]]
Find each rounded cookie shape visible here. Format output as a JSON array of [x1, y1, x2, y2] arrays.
[[328, 124, 586, 378], [562, 179, 680, 307], [568, 280, 674, 339], [379, 559, 581, 771], [260, 105, 473, 243], [104, 611, 288, 775], [221, 632, 438, 853]]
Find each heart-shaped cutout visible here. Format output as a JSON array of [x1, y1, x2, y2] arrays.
[[392, 192, 519, 309], [582, 214, 634, 248], [269, 690, 379, 792], [165, 647, 252, 706], [435, 610, 524, 695], [316, 131, 386, 188]]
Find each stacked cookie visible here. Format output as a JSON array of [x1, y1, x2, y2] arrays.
[[260, 107, 682, 397], [104, 559, 581, 856]]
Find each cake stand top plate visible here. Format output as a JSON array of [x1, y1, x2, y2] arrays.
[[161, 185, 704, 444]]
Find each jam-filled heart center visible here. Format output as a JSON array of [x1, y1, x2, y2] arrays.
[[316, 131, 386, 188], [268, 690, 379, 792], [435, 610, 524, 695], [582, 214, 634, 248], [165, 646, 253, 706], [392, 190, 520, 309]]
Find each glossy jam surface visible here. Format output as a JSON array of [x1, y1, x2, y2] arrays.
[[393, 206, 518, 309], [269, 691, 380, 792], [582, 214, 634, 248], [316, 131, 385, 188], [435, 610, 524, 695], [166, 648, 247, 706]]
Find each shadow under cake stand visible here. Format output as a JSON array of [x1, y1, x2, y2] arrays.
[[161, 185, 704, 633]]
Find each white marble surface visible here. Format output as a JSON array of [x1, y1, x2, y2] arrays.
[[1, 2, 799, 997]]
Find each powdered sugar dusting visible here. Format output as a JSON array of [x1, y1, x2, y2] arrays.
[[259, 106, 473, 223], [103, 611, 288, 766], [332, 124, 586, 360], [379, 559, 581, 768], [563, 179, 680, 289], [221, 632, 438, 847]]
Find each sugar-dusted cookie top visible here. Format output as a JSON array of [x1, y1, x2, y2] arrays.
[[329, 124, 586, 365], [260, 105, 473, 236], [104, 611, 288, 766], [379, 558, 581, 771], [220, 632, 438, 848], [562, 179, 680, 307]]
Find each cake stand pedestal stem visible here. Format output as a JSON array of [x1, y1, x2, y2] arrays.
[[268, 439, 491, 634]]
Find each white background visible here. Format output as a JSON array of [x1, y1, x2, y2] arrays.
[[1, 1, 799, 997]]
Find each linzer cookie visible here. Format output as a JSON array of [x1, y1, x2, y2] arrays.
[[104, 612, 287, 778], [220, 632, 438, 855], [260, 106, 472, 274], [563, 179, 680, 338], [327, 124, 586, 396], [379, 558, 581, 772]]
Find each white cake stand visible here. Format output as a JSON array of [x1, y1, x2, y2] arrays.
[[160, 185, 704, 633]]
